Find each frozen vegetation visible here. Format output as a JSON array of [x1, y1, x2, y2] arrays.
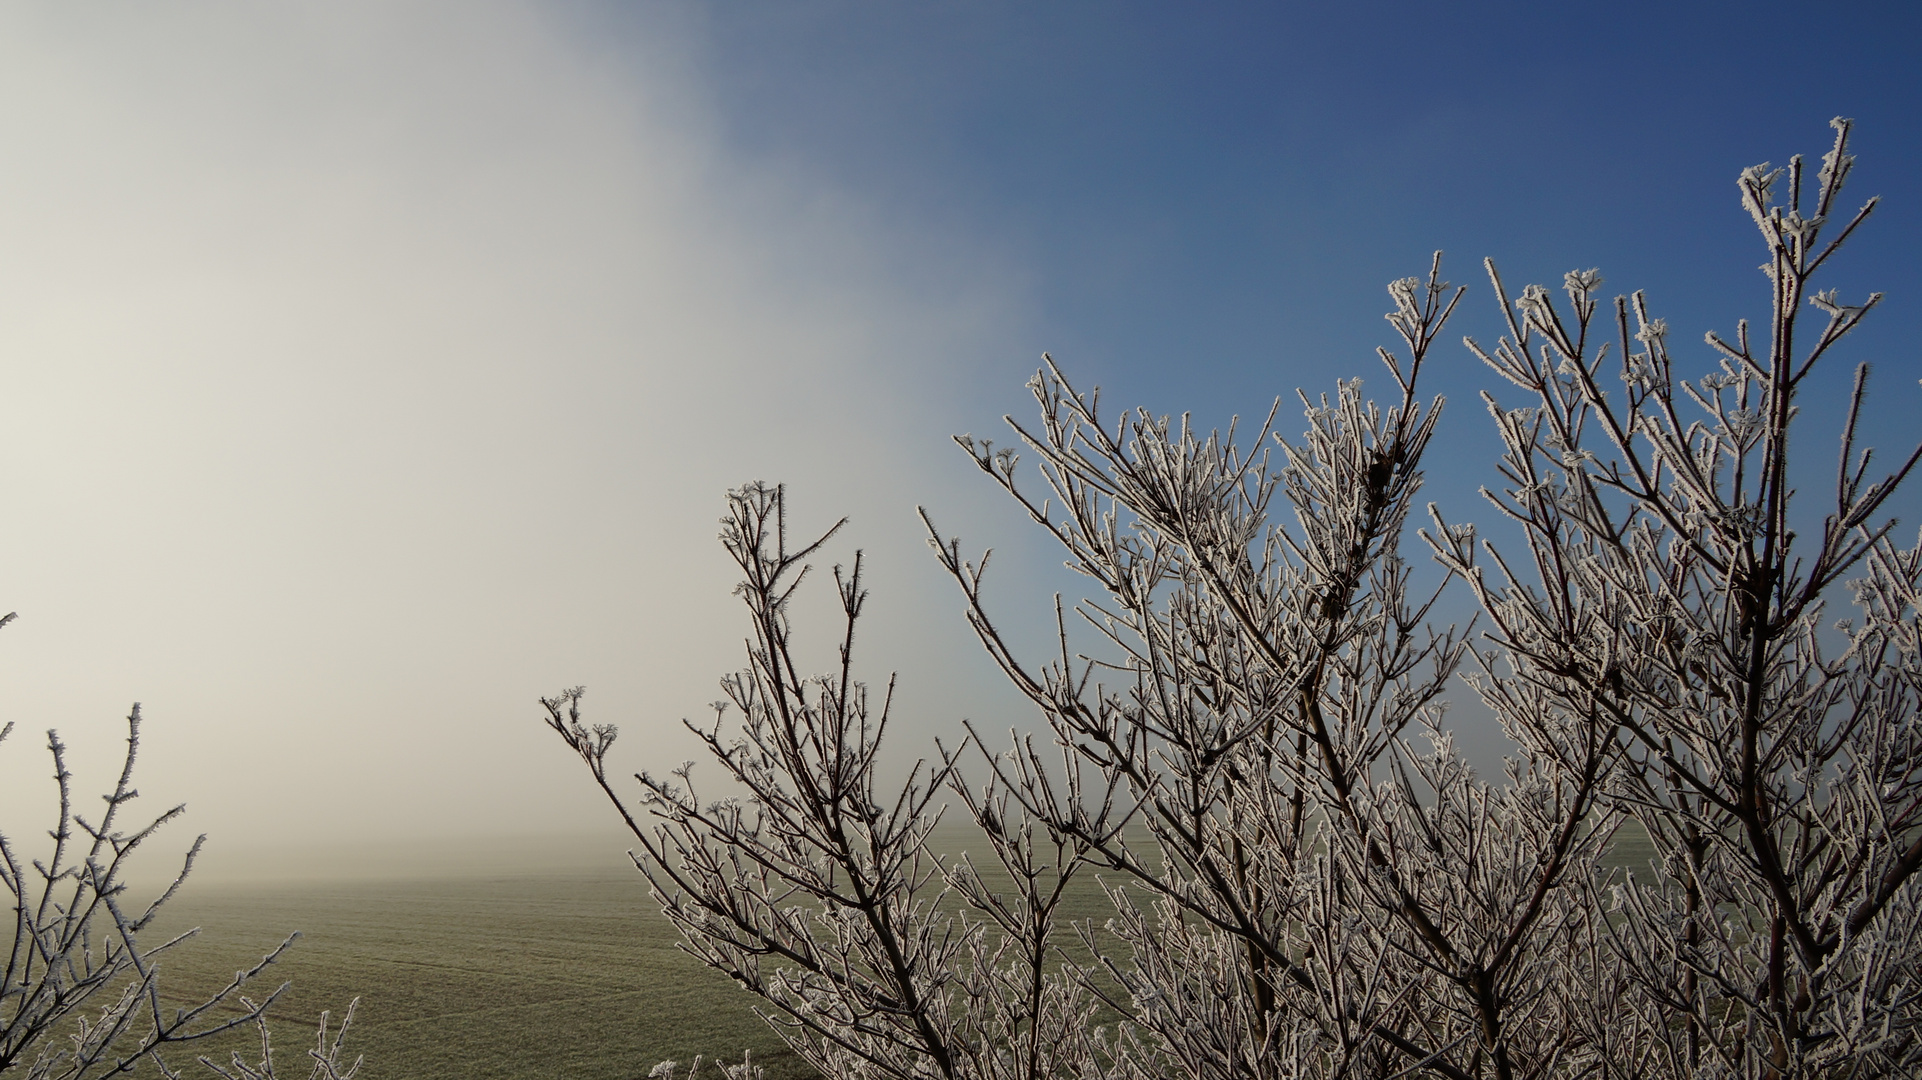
[[551, 119, 1922, 1080]]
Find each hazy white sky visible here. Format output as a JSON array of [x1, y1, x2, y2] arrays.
[[2, 1, 1917, 882], [0, 2, 1050, 874]]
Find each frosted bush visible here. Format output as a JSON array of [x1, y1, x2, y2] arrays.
[[550, 119, 1920, 1080]]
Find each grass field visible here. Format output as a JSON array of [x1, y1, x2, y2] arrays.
[[134, 858, 814, 1080], [130, 824, 1660, 1080]]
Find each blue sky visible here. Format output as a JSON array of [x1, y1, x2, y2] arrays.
[[627, 1, 1922, 417], [605, 0, 1922, 608], [0, 2, 1916, 869], [609, 0, 1922, 768]]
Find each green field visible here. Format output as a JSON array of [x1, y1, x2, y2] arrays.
[[130, 823, 1661, 1080], [134, 860, 815, 1080]]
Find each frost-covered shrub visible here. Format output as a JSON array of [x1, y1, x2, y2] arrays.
[[1, 618, 359, 1080], [549, 119, 1920, 1080], [0, 699, 294, 1079]]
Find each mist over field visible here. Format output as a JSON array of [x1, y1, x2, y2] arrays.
[[0, 2, 1050, 862]]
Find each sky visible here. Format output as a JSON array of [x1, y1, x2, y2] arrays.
[[1, 1, 1918, 882]]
